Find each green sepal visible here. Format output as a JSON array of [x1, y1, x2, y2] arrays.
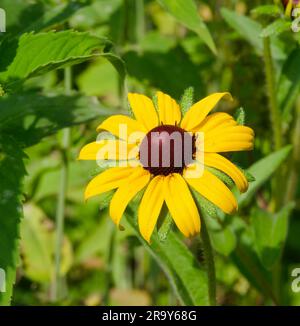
[[158, 213, 174, 243], [235, 107, 245, 125], [206, 166, 235, 189], [180, 86, 194, 115]]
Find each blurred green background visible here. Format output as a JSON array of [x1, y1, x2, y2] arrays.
[[0, 0, 300, 306]]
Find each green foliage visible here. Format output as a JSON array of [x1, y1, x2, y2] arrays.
[[21, 204, 73, 283], [238, 146, 292, 207], [157, 0, 216, 54], [277, 48, 300, 122], [221, 8, 286, 60], [251, 203, 294, 269], [260, 20, 291, 38], [0, 92, 113, 148], [0, 0, 300, 307], [0, 31, 115, 91], [251, 5, 282, 17], [0, 136, 26, 305], [210, 226, 237, 257], [125, 215, 209, 306]]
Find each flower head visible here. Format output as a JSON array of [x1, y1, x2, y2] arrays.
[[79, 91, 254, 242]]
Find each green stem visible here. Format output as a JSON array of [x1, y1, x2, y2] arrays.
[[263, 37, 282, 151], [103, 226, 116, 305], [263, 37, 283, 210], [51, 67, 72, 301], [135, 0, 145, 46], [201, 218, 216, 306], [285, 98, 300, 203]]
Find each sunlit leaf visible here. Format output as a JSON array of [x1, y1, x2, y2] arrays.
[[157, 0, 217, 54], [0, 31, 125, 91], [0, 92, 115, 147]]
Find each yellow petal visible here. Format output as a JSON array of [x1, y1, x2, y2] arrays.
[[205, 141, 254, 152], [164, 174, 200, 237], [78, 140, 137, 160], [138, 176, 165, 242], [184, 169, 238, 215], [128, 93, 159, 131], [194, 112, 237, 133], [85, 167, 135, 200], [205, 126, 254, 152], [181, 92, 233, 131], [96, 115, 147, 140], [205, 153, 248, 193], [157, 91, 181, 125], [109, 167, 150, 225]]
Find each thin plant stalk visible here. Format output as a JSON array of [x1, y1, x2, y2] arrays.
[[51, 66, 72, 301], [263, 37, 282, 151], [201, 217, 216, 306], [263, 37, 283, 210], [285, 98, 300, 203], [103, 226, 116, 305], [135, 0, 145, 47]]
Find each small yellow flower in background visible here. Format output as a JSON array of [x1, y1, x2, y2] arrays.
[[79, 91, 254, 242]]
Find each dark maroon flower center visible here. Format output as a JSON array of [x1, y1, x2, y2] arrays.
[[139, 125, 195, 176]]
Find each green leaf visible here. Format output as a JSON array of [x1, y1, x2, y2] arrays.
[[21, 204, 73, 283], [238, 145, 292, 207], [251, 5, 282, 17], [0, 92, 114, 148], [1, 0, 90, 35], [125, 214, 209, 306], [0, 31, 125, 91], [251, 203, 294, 269], [0, 135, 26, 305], [21, 204, 52, 283], [157, 0, 217, 54], [260, 19, 291, 38], [74, 214, 112, 264], [221, 8, 286, 60], [210, 226, 237, 256], [277, 48, 300, 122], [158, 213, 174, 243], [24, 1, 91, 34], [231, 243, 277, 303]]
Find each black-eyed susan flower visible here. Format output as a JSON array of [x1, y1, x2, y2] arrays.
[[79, 91, 254, 242]]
